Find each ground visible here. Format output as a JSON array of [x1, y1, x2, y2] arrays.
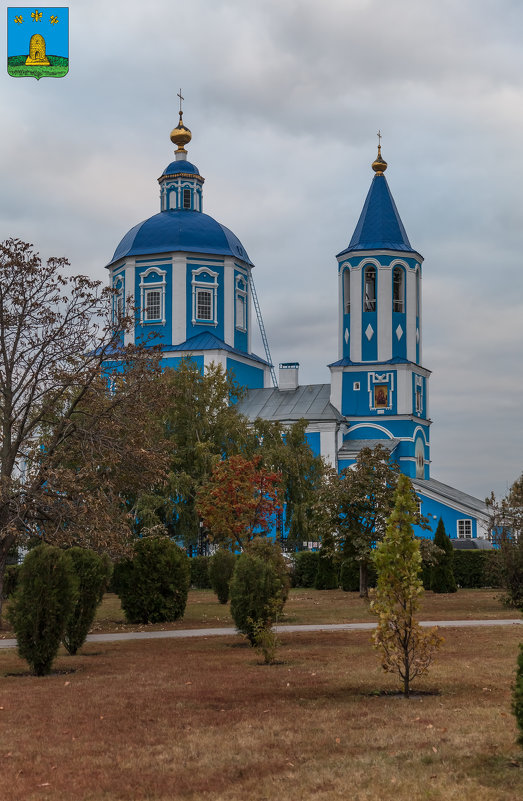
[[0, 590, 521, 800]]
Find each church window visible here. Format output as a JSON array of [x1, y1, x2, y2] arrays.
[[343, 269, 350, 314], [144, 289, 161, 321], [457, 519, 472, 539], [183, 188, 191, 209], [235, 276, 247, 331], [393, 266, 404, 312], [364, 265, 376, 311], [113, 278, 124, 324], [196, 288, 212, 320], [192, 267, 218, 326], [139, 267, 167, 325]]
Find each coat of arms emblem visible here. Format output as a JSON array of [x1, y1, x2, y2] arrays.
[[7, 7, 69, 79]]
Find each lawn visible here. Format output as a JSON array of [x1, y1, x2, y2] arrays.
[[85, 587, 518, 635], [0, 623, 522, 800]]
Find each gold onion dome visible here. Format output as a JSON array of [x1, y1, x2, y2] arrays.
[[372, 144, 387, 175], [170, 110, 192, 152]]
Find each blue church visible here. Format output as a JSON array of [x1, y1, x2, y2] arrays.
[[106, 111, 489, 545]]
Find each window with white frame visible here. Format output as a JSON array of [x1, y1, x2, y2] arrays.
[[183, 187, 191, 209], [457, 519, 472, 539], [364, 265, 376, 311], [114, 277, 124, 324], [235, 276, 247, 331], [192, 267, 218, 325], [392, 266, 404, 312], [139, 267, 166, 325]]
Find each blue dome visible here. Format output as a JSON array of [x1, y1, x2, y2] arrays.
[[107, 210, 252, 267], [161, 159, 200, 177]]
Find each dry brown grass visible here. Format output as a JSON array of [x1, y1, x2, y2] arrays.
[[0, 623, 522, 800]]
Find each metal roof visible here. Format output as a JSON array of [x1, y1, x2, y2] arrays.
[[165, 332, 269, 365], [160, 159, 201, 177], [412, 476, 488, 518], [338, 438, 400, 457], [337, 174, 420, 259], [107, 210, 252, 268], [237, 384, 344, 423]]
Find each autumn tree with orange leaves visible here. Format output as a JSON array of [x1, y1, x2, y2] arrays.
[[196, 454, 282, 550]]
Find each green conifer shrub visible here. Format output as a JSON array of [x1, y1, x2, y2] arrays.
[[115, 536, 190, 624], [208, 548, 236, 604], [8, 544, 77, 676], [513, 643, 523, 746], [315, 553, 338, 589], [430, 518, 457, 593], [62, 548, 112, 655], [190, 555, 211, 589], [230, 545, 288, 644], [293, 550, 319, 587], [2, 564, 21, 599], [247, 539, 290, 603]]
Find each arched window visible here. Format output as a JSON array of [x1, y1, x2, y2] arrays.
[[364, 265, 376, 311], [392, 266, 404, 312], [183, 188, 191, 209], [235, 276, 247, 331], [343, 269, 350, 314]]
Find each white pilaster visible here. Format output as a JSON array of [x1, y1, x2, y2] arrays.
[[406, 268, 417, 362], [172, 256, 186, 345], [224, 258, 234, 346], [350, 269, 362, 362], [378, 264, 392, 361], [124, 260, 135, 346]]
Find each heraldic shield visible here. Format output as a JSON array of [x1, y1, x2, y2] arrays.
[[7, 7, 69, 79]]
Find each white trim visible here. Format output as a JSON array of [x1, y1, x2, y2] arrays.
[[223, 260, 234, 345], [172, 256, 186, 344], [123, 261, 135, 345]]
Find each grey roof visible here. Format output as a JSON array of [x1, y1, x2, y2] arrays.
[[412, 477, 488, 519], [237, 384, 344, 424], [451, 539, 495, 550], [338, 438, 400, 458]]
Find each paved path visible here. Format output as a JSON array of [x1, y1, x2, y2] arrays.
[[0, 618, 522, 650]]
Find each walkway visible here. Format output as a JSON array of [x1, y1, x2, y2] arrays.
[[0, 618, 521, 650]]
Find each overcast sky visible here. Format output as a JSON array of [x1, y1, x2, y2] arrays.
[[2, 0, 522, 499]]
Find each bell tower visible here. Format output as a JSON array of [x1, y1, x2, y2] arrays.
[[329, 141, 431, 479]]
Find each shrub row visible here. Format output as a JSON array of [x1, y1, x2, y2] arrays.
[[451, 550, 501, 589]]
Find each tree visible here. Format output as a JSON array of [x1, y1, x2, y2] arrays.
[[0, 239, 170, 612], [113, 534, 190, 624], [62, 547, 112, 655], [196, 454, 282, 550], [250, 418, 325, 547], [133, 359, 251, 550], [209, 548, 236, 604], [8, 544, 77, 675], [229, 541, 288, 645], [513, 644, 523, 746], [430, 518, 457, 593], [487, 474, 523, 609], [316, 445, 400, 597], [371, 474, 443, 697]]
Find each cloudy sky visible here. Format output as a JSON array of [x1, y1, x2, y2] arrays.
[[2, 0, 522, 499]]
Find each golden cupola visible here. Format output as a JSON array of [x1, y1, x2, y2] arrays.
[[170, 110, 192, 160], [372, 143, 387, 176]]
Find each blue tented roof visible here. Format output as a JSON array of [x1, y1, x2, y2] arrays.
[[107, 210, 252, 267], [338, 174, 419, 258], [166, 332, 269, 365]]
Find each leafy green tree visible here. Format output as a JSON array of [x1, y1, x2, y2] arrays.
[[430, 518, 457, 593], [371, 474, 443, 697], [62, 548, 112, 655], [316, 446, 400, 597], [209, 548, 236, 604], [134, 360, 250, 551], [315, 531, 339, 590], [114, 534, 190, 624], [250, 419, 325, 547], [8, 544, 77, 676]]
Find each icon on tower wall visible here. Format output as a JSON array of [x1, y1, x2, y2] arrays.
[[7, 8, 69, 79]]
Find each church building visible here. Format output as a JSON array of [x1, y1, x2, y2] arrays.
[[106, 109, 489, 544]]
